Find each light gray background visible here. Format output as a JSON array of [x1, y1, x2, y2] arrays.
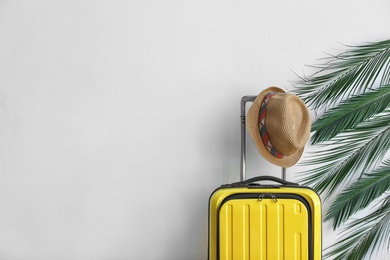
[[0, 1, 389, 259]]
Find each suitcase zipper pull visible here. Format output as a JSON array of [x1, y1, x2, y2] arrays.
[[258, 193, 278, 202]]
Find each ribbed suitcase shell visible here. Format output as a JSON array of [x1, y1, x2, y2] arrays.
[[208, 182, 322, 260]]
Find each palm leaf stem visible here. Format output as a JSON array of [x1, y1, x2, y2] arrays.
[[294, 40, 390, 110], [324, 159, 390, 228], [311, 84, 390, 144], [300, 114, 390, 197], [324, 198, 390, 260]]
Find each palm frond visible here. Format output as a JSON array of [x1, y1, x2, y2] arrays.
[[294, 39, 390, 110], [324, 197, 390, 260], [324, 159, 390, 229], [299, 111, 390, 197], [311, 84, 390, 144], [294, 39, 390, 260]]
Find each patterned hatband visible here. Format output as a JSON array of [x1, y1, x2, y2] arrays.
[[258, 92, 286, 159]]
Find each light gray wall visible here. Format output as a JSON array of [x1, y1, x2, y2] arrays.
[[0, 1, 389, 259]]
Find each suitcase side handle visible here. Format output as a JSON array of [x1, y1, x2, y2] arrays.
[[231, 175, 298, 186]]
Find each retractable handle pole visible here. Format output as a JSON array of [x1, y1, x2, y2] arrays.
[[240, 96, 286, 182], [240, 96, 257, 181]]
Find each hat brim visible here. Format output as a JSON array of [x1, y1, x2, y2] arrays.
[[246, 86, 305, 168]]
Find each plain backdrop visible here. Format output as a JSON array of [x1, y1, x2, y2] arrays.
[[0, 1, 389, 259]]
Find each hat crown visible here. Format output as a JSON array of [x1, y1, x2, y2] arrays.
[[266, 94, 311, 156]]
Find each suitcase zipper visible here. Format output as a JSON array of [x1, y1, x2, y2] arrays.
[[258, 193, 278, 202]]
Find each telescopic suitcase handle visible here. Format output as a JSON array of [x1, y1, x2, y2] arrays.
[[240, 95, 287, 181]]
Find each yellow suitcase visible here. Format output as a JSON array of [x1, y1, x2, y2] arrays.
[[208, 176, 322, 260], [208, 96, 322, 259]]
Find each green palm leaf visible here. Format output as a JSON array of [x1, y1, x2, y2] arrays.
[[299, 111, 390, 197], [324, 197, 390, 260], [311, 84, 390, 144], [324, 159, 390, 229], [294, 39, 390, 110], [294, 39, 390, 260]]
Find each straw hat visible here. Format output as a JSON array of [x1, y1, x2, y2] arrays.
[[247, 86, 311, 167]]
